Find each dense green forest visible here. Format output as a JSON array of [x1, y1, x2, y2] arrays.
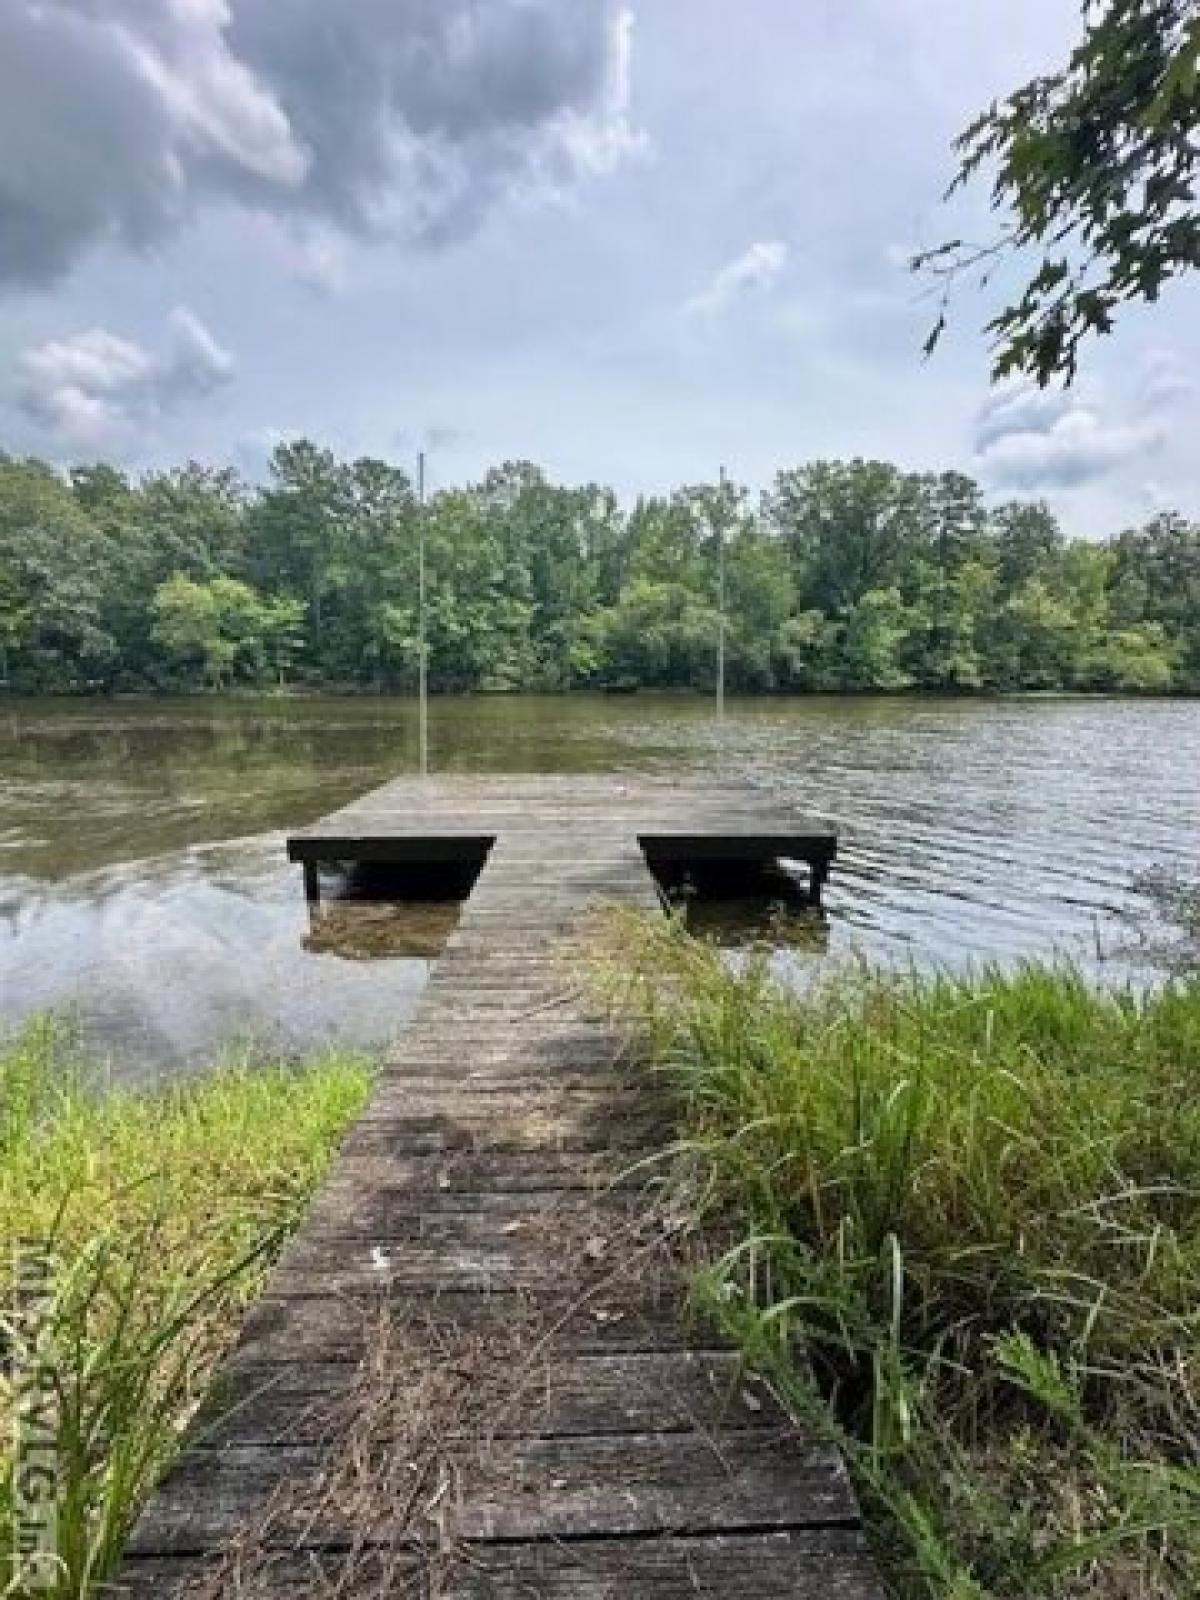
[[1, 443, 1197, 695]]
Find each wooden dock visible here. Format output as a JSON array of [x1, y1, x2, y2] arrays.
[[117, 777, 883, 1597]]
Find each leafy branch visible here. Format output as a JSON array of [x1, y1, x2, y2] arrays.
[[917, 0, 1200, 384]]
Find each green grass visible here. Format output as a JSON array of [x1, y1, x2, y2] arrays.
[[0, 1018, 372, 1598], [601, 913, 1200, 1599]]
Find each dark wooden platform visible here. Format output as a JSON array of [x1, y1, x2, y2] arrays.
[[286, 774, 838, 903], [116, 778, 880, 1597]]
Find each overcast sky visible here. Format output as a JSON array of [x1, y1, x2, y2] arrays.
[[1, 0, 1196, 536]]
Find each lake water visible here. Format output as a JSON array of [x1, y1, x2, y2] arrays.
[[2, 694, 1198, 1082]]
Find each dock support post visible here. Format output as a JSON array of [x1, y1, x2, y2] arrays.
[[809, 857, 829, 908], [303, 859, 320, 906]]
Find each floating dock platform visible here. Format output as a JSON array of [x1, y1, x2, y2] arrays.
[[286, 773, 837, 904]]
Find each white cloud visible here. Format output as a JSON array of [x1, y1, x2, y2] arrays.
[[556, 7, 645, 177], [974, 380, 1075, 452], [972, 352, 1197, 492], [685, 240, 789, 318], [18, 307, 235, 451], [977, 407, 1163, 491], [973, 376, 1162, 491]]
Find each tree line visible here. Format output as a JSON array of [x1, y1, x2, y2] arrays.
[[1, 442, 1197, 696]]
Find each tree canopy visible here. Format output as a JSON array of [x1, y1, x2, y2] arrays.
[[919, 0, 1200, 383], [0, 444, 1196, 697]]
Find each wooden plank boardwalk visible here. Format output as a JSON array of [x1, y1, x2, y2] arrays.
[[117, 777, 883, 1598]]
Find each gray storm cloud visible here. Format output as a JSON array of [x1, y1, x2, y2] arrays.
[[0, 0, 637, 287]]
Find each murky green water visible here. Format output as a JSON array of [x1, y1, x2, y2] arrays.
[[2, 694, 1198, 1080]]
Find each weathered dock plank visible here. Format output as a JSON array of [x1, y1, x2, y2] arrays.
[[233, 1288, 699, 1363], [118, 1529, 881, 1599], [115, 776, 876, 1598], [191, 1350, 776, 1448], [126, 1432, 858, 1552]]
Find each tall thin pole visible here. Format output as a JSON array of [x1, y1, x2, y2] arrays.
[[417, 450, 428, 777], [716, 464, 727, 720]]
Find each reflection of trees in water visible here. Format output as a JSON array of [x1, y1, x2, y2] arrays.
[[0, 703, 418, 880], [656, 860, 830, 953], [684, 898, 829, 953], [304, 900, 459, 961], [303, 859, 475, 961], [4, 696, 1200, 973], [1117, 868, 1200, 979]]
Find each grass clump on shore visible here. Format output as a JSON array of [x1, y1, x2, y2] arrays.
[[0, 1019, 372, 1598], [602, 913, 1200, 1599]]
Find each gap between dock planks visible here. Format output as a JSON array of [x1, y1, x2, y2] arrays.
[[117, 778, 881, 1597]]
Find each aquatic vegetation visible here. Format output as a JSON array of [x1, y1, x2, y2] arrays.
[[0, 1020, 372, 1598], [602, 912, 1200, 1599], [1125, 866, 1200, 978]]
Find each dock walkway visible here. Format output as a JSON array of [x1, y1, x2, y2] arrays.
[[118, 777, 882, 1597]]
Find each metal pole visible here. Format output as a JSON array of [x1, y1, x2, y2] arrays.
[[716, 464, 727, 719], [418, 450, 428, 777]]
